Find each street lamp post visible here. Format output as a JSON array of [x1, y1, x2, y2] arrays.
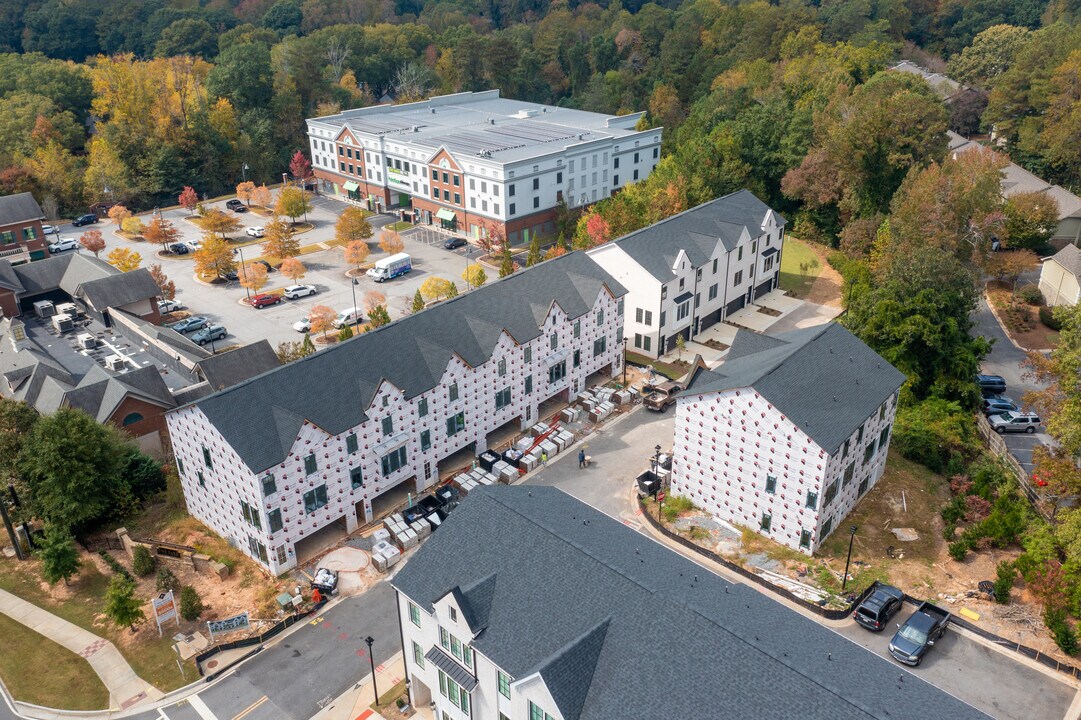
[[841, 525, 858, 592], [622, 337, 628, 387], [242, 163, 249, 183], [653, 444, 663, 519], [365, 636, 378, 706], [237, 245, 250, 301], [350, 277, 360, 331]]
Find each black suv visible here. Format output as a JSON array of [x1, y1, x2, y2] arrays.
[[226, 199, 246, 212], [170, 243, 189, 255], [853, 584, 905, 631], [72, 213, 98, 227], [977, 374, 1007, 393]]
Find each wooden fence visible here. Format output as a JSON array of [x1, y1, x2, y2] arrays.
[[974, 413, 1067, 524]]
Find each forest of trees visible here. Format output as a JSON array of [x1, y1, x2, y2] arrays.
[[1, 0, 1080, 221]]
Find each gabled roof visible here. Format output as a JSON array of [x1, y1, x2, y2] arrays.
[[0, 261, 24, 293], [192, 340, 279, 391], [184, 252, 626, 473], [1049, 244, 1081, 279], [680, 323, 905, 455], [76, 269, 161, 310], [0, 193, 44, 227], [447, 573, 497, 635], [393, 487, 992, 720], [599, 190, 785, 282]]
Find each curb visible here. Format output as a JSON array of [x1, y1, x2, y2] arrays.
[[983, 291, 1054, 354]]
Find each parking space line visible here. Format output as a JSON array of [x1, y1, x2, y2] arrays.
[[186, 695, 220, 720]]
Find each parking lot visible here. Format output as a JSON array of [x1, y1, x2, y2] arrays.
[[835, 604, 1077, 720], [45, 193, 497, 353]]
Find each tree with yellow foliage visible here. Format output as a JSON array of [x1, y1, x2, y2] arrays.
[[106, 247, 142, 272], [193, 235, 237, 280]]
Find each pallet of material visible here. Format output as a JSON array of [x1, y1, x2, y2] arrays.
[[539, 439, 559, 457], [498, 464, 518, 483], [409, 520, 432, 540], [520, 453, 539, 472]]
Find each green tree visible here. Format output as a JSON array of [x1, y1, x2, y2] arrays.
[[154, 19, 217, 59], [525, 235, 542, 267], [132, 545, 156, 577], [1027, 304, 1081, 485], [104, 575, 145, 630], [0, 397, 38, 482], [179, 585, 203, 621], [156, 567, 180, 594], [411, 290, 425, 313], [368, 305, 392, 328], [206, 42, 273, 113], [37, 524, 80, 586], [462, 263, 487, 289], [1004, 191, 1061, 251], [947, 25, 1032, 88], [499, 246, 515, 278], [17, 409, 131, 532]]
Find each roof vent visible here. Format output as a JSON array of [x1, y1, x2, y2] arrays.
[[487, 117, 496, 125], [429, 107, 436, 114]]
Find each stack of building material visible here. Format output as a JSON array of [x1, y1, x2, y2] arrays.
[[371, 539, 401, 572], [520, 452, 539, 472], [409, 518, 432, 540], [561, 406, 582, 423], [555, 429, 575, 451], [539, 439, 558, 459], [372, 528, 391, 545], [594, 387, 616, 404], [515, 437, 534, 453], [614, 389, 634, 405]]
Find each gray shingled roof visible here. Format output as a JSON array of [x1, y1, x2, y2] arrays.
[[186, 252, 626, 473], [680, 323, 906, 455], [0, 261, 24, 293], [1050, 244, 1081, 279], [193, 340, 279, 391], [392, 487, 992, 720], [0, 193, 44, 227], [607, 190, 785, 281], [76, 268, 161, 311], [61, 365, 174, 422]]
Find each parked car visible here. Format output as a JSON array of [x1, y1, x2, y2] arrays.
[[889, 601, 950, 666], [293, 316, 312, 333], [443, 236, 467, 250], [157, 299, 184, 314], [192, 325, 227, 345], [990, 411, 1042, 434], [72, 213, 98, 227], [223, 269, 239, 281], [41, 224, 60, 237], [642, 381, 683, 412], [853, 584, 905, 631], [186, 239, 202, 251], [226, 199, 246, 212], [976, 374, 1007, 393], [254, 259, 274, 273], [283, 284, 316, 299], [250, 293, 282, 309], [170, 243, 189, 255], [48, 237, 78, 253], [171, 316, 208, 333], [332, 307, 363, 328], [245, 226, 265, 238], [982, 397, 1019, 416]]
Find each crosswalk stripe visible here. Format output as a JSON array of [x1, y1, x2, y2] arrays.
[[186, 695, 220, 720]]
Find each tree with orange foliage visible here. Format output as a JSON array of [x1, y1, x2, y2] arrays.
[[251, 184, 272, 209], [309, 305, 337, 339], [279, 257, 306, 283], [148, 264, 176, 300], [379, 229, 404, 255], [178, 187, 198, 215], [200, 209, 242, 240], [344, 240, 370, 274], [363, 290, 386, 315], [78, 230, 106, 257], [107, 204, 131, 226], [236, 181, 256, 207], [239, 263, 268, 299], [144, 217, 179, 252]]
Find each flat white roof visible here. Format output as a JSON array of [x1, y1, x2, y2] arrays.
[[307, 90, 654, 164]]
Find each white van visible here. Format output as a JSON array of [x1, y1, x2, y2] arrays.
[[332, 307, 363, 328]]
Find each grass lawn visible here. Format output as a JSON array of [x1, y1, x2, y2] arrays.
[[778, 237, 822, 298], [625, 351, 689, 381], [387, 220, 412, 231], [0, 613, 109, 710], [0, 559, 193, 693]]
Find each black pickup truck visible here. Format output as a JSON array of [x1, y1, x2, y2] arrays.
[[888, 601, 950, 666]]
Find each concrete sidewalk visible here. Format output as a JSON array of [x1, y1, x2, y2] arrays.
[[0, 589, 161, 711], [311, 652, 406, 720]]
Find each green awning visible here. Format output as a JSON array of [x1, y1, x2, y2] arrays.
[[436, 208, 456, 221], [342, 181, 359, 192]]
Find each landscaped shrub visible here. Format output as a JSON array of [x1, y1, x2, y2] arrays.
[[994, 561, 1016, 604], [337, 326, 354, 342], [132, 545, 156, 576], [948, 540, 970, 561], [1040, 306, 1063, 331], [1045, 607, 1078, 655], [941, 495, 966, 525], [942, 522, 957, 541], [179, 586, 203, 621], [99, 550, 132, 580], [661, 495, 696, 522], [156, 567, 180, 594], [892, 399, 979, 474], [1015, 284, 1044, 305]]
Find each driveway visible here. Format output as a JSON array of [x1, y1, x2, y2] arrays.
[[973, 295, 1046, 396], [835, 604, 1076, 720]]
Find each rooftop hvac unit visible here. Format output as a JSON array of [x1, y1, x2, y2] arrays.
[[33, 301, 55, 318], [56, 302, 81, 317], [51, 314, 73, 333], [104, 355, 127, 371], [77, 333, 96, 350]]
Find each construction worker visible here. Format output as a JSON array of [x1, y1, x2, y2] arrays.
[[578, 449, 586, 468]]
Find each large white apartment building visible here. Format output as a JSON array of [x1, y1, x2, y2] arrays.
[[587, 190, 786, 358], [306, 90, 661, 245], [672, 323, 906, 554], [392, 486, 992, 720], [164, 253, 626, 574]]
